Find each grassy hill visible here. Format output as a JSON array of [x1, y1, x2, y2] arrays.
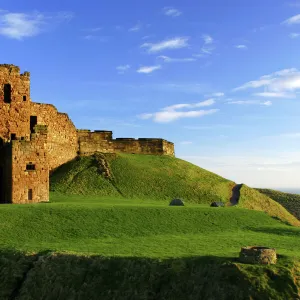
[[257, 188, 300, 220], [51, 154, 234, 203], [50, 153, 300, 226]]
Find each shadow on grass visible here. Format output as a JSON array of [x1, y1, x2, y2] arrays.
[[249, 226, 300, 237], [0, 249, 298, 300]]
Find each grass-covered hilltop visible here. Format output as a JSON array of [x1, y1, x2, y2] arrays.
[[1, 153, 300, 299]]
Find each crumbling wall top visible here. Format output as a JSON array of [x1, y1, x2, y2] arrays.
[[0, 64, 30, 77]]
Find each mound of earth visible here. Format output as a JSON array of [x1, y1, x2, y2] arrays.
[[50, 153, 300, 226]]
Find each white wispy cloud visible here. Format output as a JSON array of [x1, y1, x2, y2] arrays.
[[163, 7, 182, 17], [139, 109, 219, 123], [157, 55, 196, 63], [227, 100, 272, 106], [142, 35, 154, 40], [164, 99, 215, 111], [289, 32, 300, 38], [141, 37, 189, 53], [235, 44, 248, 50], [207, 92, 224, 97], [0, 10, 73, 40], [202, 34, 213, 44], [254, 92, 296, 98], [200, 46, 215, 55], [282, 14, 300, 25], [138, 99, 218, 123], [196, 35, 216, 56], [129, 22, 142, 32], [233, 68, 300, 98], [137, 65, 161, 74], [116, 65, 131, 74]]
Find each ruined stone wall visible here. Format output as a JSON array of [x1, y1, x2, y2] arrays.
[[78, 130, 114, 155], [10, 132, 49, 204], [31, 103, 78, 170], [0, 64, 31, 141], [162, 140, 175, 156], [77, 130, 175, 156], [0, 64, 78, 171]]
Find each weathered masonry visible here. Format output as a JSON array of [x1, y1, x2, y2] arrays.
[[0, 64, 175, 204]]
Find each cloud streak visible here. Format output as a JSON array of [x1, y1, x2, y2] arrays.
[[157, 55, 196, 63], [227, 100, 272, 106], [0, 10, 73, 40], [235, 44, 248, 50], [116, 65, 131, 74], [163, 7, 182, 17], [141, 37, 189, 53], [289, 32, 300, 38], [129, 22, 142, 32], [233, 68, 300, 98], [283, 14, 300, 25], [202, 34, 213, 44], [137, 65, 161, 74], [139, 99, 218, 123]]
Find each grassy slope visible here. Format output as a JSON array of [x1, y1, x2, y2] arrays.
[[50, 154, 300, 226], [51, 154, 234, 203], [239, 185, 300, 226], [256, 188, 300, 220]]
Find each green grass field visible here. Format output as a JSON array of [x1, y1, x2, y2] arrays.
[[0, 194, 300, 299], [0, 194, 300, 257], [1, 154, 300, 299]]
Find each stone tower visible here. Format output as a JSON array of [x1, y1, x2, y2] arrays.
[[0, 64, 49, 203]]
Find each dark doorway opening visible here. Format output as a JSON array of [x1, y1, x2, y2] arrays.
[[23, 96, 27, 101], [11, 133, 16, 140], [4, 84, 12, 103], [28, 189, 33, 201], [30, 116, 37, 133], [0, 166, 4, 203]]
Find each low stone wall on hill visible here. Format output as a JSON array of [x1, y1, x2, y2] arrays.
[[77, 130, 175, 156]]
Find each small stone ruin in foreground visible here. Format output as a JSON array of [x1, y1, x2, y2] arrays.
[[239, 246, 277, 265]]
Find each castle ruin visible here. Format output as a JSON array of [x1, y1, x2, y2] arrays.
[[0, 64, 175, 204]]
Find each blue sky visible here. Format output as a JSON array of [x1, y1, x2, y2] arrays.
[[1, 0, 300, 189]]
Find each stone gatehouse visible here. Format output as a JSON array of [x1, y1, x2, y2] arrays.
[[0, 64, 175, 204]]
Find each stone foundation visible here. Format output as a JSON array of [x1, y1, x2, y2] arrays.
[[239, 246, 277, 265]]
